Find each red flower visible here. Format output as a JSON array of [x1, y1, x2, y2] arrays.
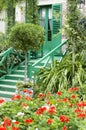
[[68, 87, 79, 92], [56, 91, 62, 96], [23, 89, 33, 95], [36, 106, 47, 115], [74, 108, 82, 113], [0, 126, 6, 130], [46, 92, 51, 96], [25, 96, 32, 100], [27, 90, 33, 95], [63, 98, 69, 102], [68, 88, 73, 92], [73, 87, 79, 91], [48, 105, 56, 114], [59, 115, 69, 123], [11, 95, 21, 100], [46, 100, 52, 105], [0, 99, 5, 104], [69, 102, 72, 108], [13, 121, 19, 125], [71, 94, 76, 99], [47, 118, 53, 124], [3, 119, 11, 127], [62, 125, 67, 130], [76, 113, 86, 119], [57, 99, 63, 102], [76, 101, 86, 107], [38, 93, 45, 98], [21, 103, 28, 107], [12, 127, 20, 130], [23, 89, 28, 93], [25, 118, 33, 123]]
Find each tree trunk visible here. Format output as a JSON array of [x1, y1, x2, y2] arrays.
[[24, 52, 28, 83], [72, 40, 75, 86]]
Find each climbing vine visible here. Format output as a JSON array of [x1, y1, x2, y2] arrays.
[[0, 0, 23, 33], [0, 0, 39, 33], [25, 0, 39, 24]]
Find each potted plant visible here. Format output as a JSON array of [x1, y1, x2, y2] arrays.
[[16, 79, 34, 96]]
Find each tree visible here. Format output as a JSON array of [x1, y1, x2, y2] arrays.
[[65, 0, 86, 85], [8, 23, 45, 82]]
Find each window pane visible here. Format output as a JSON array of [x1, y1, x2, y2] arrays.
[[40, 8, 46, 19], [48, 8, 52, 19], [40, 20, 45, 28]]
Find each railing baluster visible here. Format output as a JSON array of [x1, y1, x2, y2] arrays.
[[0, 47, 25, 78]]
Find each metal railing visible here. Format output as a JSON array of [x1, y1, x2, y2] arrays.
[[28, 39, 68, 79], [0, 47, 24, 78]]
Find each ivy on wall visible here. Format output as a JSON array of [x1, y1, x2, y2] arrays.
[[25, 0, 39, 24], [0, 0, 39, 33]]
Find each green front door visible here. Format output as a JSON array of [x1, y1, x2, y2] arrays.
[[39, 5, 52, 55], [39, 4, 62, 56]]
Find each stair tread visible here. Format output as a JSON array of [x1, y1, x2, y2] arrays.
[[35, 66, 43, 68], [0, 84, 16, 88], [0, 79, 18, 82], [7, 74, 24, 77], [0, 91, 15, 95], [15, 70, 24, 72], [0, 97, 12, 101]]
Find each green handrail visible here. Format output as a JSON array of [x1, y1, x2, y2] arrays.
[[0, 47, 13, 57], [27, 39, 67, 79], [32, 39, 67, 67]]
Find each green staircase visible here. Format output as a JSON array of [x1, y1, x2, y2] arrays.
[[0, 40, 67, 99], [0, 63, 24, 99]]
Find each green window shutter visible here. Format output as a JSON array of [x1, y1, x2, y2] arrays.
[[52, 4, 62, 36]]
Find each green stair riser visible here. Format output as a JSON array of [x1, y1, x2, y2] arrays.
[[5, 76, 24, 80], [0, 87, 16, 92], [18, 66, 25, 70], [0, 93, 13, 98], [0, 81, 16, 85], [12, 71, 24, 75]]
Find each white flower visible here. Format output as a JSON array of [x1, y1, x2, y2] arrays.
[[12, 120, 16, 123], [35, 128, 39, 130], [1, 122, 4, 125], [24, 106, 29, 110], [41, 105, 49, 111], [16, 112, 24, 116], [84, 106, 86, 110]]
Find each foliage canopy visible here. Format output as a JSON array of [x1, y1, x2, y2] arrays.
[[8, 23, 45, 52]]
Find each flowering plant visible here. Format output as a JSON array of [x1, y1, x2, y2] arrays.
[[16, 79, 34, 93], [0, 87, 86, 130]]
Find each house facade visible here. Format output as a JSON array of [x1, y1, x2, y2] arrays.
[[0, 0, 66, 33]]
